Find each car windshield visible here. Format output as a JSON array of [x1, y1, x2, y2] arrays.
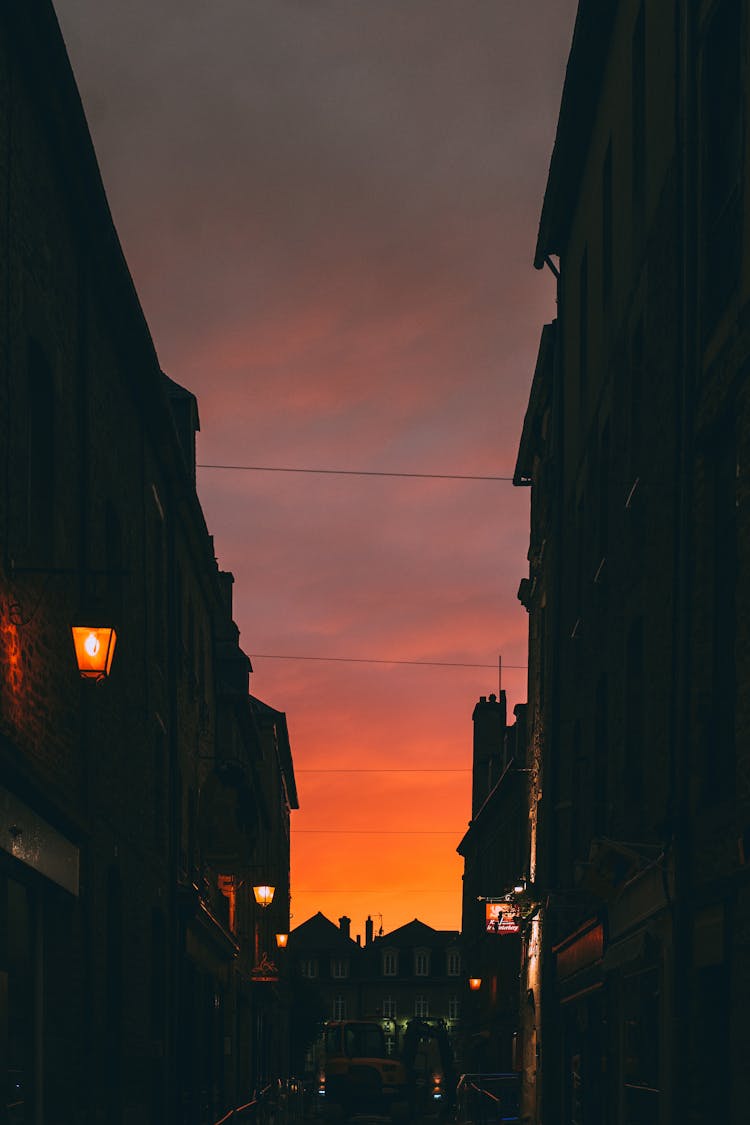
[[345, 1025, 386, 1057]]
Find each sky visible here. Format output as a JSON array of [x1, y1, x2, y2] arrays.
[[54, 0, 577, 936]]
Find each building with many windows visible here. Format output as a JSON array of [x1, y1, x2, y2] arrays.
[[513, 1, 750, 1122], [288, 913, 463, 1070]]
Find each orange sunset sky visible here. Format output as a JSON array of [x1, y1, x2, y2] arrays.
[[55, 0, 578, 934]]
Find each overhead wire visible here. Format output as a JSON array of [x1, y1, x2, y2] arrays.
[[251, 653, 527, 670], [198, 463, 514, 482], [199, 462, 523, 918]]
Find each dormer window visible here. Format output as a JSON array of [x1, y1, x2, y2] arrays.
[[331, 958, 349, 979], [414, 949, 430, 976]]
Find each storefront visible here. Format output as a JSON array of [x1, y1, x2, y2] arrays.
[[553, 918, 606, 1125], [1, 785, 80, 1125]]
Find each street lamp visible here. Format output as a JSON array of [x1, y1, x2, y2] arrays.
[[275, 932, 289, 949], [468, 977, 482, 992], [251, 883, 276, 970], [71, 623, 117, 682], [252, 884, 275, 908]]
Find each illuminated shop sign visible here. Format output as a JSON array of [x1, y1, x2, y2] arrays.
[[485, 902, 521, 935]]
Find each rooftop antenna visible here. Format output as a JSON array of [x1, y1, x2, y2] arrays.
[[498, 654, 502, 697], [376, 913, 384, 937]]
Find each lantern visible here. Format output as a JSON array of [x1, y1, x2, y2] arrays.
[[252, 884, 275, 907], [275, 932, 289, 949], [71, 624, 117, 682], [468, 977, 482, 992]]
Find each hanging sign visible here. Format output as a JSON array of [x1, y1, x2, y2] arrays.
[[251, 953, 279, 983], [485, 902, 521, 935]]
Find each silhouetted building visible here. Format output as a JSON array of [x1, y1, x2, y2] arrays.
[[515, 2, 750, 1123], [287, 913, 463, 1075], [458, 695, 528, 1075], [0, 3, 296, 1122]]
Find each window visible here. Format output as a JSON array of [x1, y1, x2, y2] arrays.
[[331, 958, 349, 979], [26, 339, 55, 557], [414, 950, 429, 976], [579, 248, 589, 409], [701, 0, 742, 330], [602, 140, 612, 305], [153, 520, 165, 666], [447, 950, 461, 976], [105, 501, 123, 620], [632, 4, 645, 226], [448, 997, 460, 1020], [624, 617, 645, 806], [300, 958, 318, 979], [706, 426, 737, 800], [382, 951, 398, 976], [594, 676, 609, 835], [333, 995, 347, 1020], [629, 317, 644, 466], [414, 996, 429, 1018], [382, 997, 397, 1019]]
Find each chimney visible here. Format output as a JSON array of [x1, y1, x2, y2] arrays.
[[218, 570, 234, 616], [365, 916, 374, 946], [471, 691, 507, 816], [356, 934, 361, 946], [339, 916, 351, 939]]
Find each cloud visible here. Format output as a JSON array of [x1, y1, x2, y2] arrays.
[[54, 0, 577, 931]]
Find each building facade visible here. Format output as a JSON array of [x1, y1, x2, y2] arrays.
[[458, 694, 528, 1077], [0, 4, 296, 1122], [515, 1, 750, 1122], [288, 913, 463, 1076]]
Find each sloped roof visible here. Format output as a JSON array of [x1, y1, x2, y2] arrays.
[[372, 919, 460, 948], [250, 697, 299, 809], [534, 0, 618, 267], [288, 911, 360, 953]]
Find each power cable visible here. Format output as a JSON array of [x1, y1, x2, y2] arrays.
[[292, 830, 463, 835], [252, 653, 527, 670], [296, 768, 470, 773], [293, 889, 458, 894], [198, 463, 514, 482]]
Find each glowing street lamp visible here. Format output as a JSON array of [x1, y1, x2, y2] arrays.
[[468, 977, 482, 992], [252, 884, 275, 908], [71, 624, 117, 682], [275, 932, 289, 949]]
